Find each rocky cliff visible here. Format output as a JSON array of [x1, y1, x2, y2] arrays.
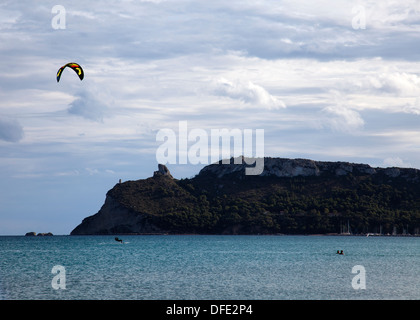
[[71, 158, 420, 235], [200, 156, 414, 179]]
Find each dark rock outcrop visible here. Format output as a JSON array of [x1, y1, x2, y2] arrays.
[[71, 193, 166, 235], [153, 164, 173, 178], [37, 232, 53, 236], [25, 232, 53, 236]]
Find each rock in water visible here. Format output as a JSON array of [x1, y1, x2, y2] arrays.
[[25, 232, 53, 236]]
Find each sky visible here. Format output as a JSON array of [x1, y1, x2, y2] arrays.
[[1, 0, 420, 235]]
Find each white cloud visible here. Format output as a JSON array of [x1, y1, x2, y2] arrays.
[[54, 170, 80, 177], [383, 157, 412, 168], [212, 77, 286, 110], [366, 72, 420, 96], [321, 105, 364, 133], [366, 0, 420, 29], [85, 168, 99, 175], [403, 98, 420, 115]]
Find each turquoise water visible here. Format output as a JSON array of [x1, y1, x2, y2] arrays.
[[0, 235, 418, 300]]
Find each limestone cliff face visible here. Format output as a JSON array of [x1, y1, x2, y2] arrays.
[[198, 157, 417, 180]]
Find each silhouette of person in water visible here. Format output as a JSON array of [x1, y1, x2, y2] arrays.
[[336, 250, 344, 255], [115, 237, 123, 243]]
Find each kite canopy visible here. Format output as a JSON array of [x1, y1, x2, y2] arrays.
[[57, 62, 84, 82]]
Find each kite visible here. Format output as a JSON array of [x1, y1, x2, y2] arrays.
[[56, 62, 84, 82]]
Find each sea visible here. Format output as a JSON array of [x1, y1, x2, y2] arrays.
[[0, 235, 418, 300]]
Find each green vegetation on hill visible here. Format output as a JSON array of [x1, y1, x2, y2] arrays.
[[107, 168, 420, 235]]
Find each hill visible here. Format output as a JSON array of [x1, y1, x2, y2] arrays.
[[70, 158, 420, 235]]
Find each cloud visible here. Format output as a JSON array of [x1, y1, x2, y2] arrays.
[[383, 157, 412, 168], [0, 117, 24, 142], [366, 72, 420, 96], [321, 105, 364, 133], [212, 77, 286, 110], [403, 98, 420, 115], [54, 170, 80, 177], [67, 90, 109, 122]]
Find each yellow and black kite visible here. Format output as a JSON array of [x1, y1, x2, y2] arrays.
[[56, 62, 84, 82]]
